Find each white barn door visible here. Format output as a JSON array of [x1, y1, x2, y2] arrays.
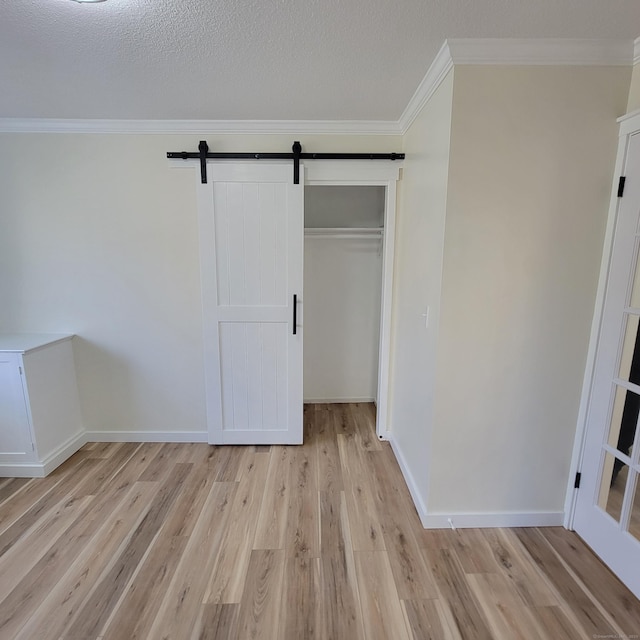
[[198, 163, 303, 445]]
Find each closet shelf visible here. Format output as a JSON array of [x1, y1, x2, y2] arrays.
[[304, 227, 383, 238]]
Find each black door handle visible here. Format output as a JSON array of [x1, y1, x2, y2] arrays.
[[293, 294, 297, 335]]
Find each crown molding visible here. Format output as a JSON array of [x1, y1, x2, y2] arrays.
[[398, 37, 634, 133], [0, 39, 635, 136], [447, 38, 633, 66], [398, 40, 454, 134], [0, 118, 402, 135]]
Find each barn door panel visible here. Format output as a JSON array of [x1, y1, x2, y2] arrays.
[[199, 163, 303, 445]]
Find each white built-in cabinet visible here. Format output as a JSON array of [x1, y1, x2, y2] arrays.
[[0, 334, 84, 477]]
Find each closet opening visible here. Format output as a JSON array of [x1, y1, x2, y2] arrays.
[[303, 185, 386, 433]]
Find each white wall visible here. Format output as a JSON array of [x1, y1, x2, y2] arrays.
[[305, 186, 385, 228], [0, 133, 401, 434], [303, 233, 382, 402], [428, 65, 631, 516], [1, 64, 632, 524], [388, 70, 454, 518]]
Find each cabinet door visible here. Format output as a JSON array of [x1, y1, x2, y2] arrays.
[[0, 353, 34, 459]]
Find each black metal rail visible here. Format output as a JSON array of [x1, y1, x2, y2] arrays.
[[167, 140, 404, 184]]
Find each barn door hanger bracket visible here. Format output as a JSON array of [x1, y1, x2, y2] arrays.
[[198, 140, 209, 185], [167, 140, 405, 185], [292, 141, 302, 185]]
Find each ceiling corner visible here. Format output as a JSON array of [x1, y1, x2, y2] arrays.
[[398, 41, 454, 134], [397, 37, 636, 136]]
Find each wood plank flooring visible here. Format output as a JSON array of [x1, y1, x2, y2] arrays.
[[0, 403, 638, 639]]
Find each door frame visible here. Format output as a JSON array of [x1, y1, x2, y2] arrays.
[[304, 160, 401, 440], [565, 109, 640, 528], [169, 157, 401, 442]]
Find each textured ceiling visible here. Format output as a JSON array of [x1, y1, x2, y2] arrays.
[[1, 0, 639, 121]]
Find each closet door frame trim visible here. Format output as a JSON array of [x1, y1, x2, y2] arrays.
[[305, 160, 401, 440]]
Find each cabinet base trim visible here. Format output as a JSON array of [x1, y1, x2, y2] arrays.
[[41, 431, 87, 475], [0, 464, 47, 478], [0, 431, 86, 478]]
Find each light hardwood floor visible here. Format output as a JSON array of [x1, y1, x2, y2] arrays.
[[0, 403, 638, 639]]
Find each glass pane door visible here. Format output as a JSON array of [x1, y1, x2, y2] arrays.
[[573, 129, 640, 599], [597, 284, 640, 530]]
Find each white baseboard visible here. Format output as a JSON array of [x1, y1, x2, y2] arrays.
[[85, 430, 208, 443], [387, 433, 429, 526], [303, 397, 375, 404], [420, 511, 565, 529], [386, 434, 564, 530]]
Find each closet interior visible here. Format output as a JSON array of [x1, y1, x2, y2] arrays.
[[303, 185, 385, 404]]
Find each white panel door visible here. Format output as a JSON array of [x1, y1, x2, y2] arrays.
[[199, 163, 303, 444], [573, 132, 640, 598], [0, 353, 34, 461]]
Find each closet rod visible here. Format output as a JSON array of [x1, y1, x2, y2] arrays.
[[167, 140, 404, 184], [304, 228, 383, 239]]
